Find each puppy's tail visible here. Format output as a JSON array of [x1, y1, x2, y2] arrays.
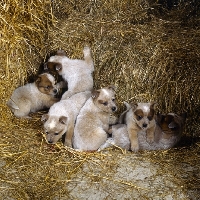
[[83, 46, 94, 70], [7, 99, 19, 110]]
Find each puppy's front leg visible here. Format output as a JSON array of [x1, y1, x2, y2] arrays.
[[127, 126, 139, 152], [146, 126, 155, 144], [64, 120, 74, 148]]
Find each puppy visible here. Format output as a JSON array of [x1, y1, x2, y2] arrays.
[[7, 73, 59, 118], [41, 91, 91, 147], [73, 86, 117, 151], [45, 47, 94, 99], [99, 112, 186, 151], [153, 112, 187, 149], [120, 101, 157, 152]]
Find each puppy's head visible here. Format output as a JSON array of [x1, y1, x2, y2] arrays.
[[41, 114, 68, 144], [92, 85, 117, 113], [156, 112, 186, 136], [132, 102, 157, 130], [35, 73, 58, 96]]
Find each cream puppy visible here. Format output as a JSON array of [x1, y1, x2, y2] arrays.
[[7, 73, 59, 118], [99, 113, 186, 151], [41, 91, 91, 147], [45, 47, 94, 99], [73, 86, 117, 151], [120, 101, 157, 152]]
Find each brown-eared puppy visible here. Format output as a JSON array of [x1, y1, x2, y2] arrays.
[[121, 102, 157, 152], [41, 91, 91, 147], [45, 47, 94, 99], [7, 73, 60, 118], [154, 112, 187, 147], [98, 112, 186, 151], [73, 86, 117, 151]]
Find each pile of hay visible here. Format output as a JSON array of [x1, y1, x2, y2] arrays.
[[0, 0, 199, 199]]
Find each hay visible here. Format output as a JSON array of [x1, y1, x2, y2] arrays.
[[0, 0, 200, 199]]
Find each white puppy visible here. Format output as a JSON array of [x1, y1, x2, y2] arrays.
[[73, 86, 117, 151], [41, 91, 91, 147], [45, 47, 94, 99], [7, 73, 59, 118]]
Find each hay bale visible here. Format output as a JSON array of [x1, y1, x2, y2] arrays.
[[0, 0, 199, 199]]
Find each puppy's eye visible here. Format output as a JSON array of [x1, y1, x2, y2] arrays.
[[45, 131, 49, 135], [46, 86, 50, 90], [54, 133, 59, 135], [103, 102, 108, 106], [137, 115, 142, 120], [112, 98, 115, 102]]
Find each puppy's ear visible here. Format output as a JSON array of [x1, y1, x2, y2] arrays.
[[124, 101, 132, 110], [44, 62, 48, 71], [35, 76, 41, 85], [108, 85, 116, 91], [56, 50, 67, 56], [150, 102, 157, 109], [129, 102, 138, 110], [55, 63, 62, 71], [156, 113, 165, 123], [91, 89, 100, 99], [41, 114, 49, 122], [59, 116, 68, 125]]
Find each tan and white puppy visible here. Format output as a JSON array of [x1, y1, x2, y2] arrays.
[[120, 101, 157, 152], [99, 113, 186, 151], [41, 91, 91, 147], [7, 73, 59, 118], [73, 86, 117, 151], [45, 47, 94, 99]]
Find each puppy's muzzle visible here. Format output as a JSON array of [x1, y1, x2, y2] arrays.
[[48, 139, 53, 144]]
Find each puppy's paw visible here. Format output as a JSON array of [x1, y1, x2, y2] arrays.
[[64, 140, 72, 148], [131, 143, 139, 152], [146, 136, 154, 144]]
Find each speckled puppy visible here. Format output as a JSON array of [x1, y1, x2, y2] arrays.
[[120, 101, 157, 152], [7, 73, 59, 118], [73, 86, 117, 151], [41, 91, 91, 147], [45, 47, 94, 99]]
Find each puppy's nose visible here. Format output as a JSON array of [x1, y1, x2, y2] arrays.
[[53, 89, 58, 94], [48, 140, 53, 144], [143, 123, 147, 128], [112, 107, 116, 112]]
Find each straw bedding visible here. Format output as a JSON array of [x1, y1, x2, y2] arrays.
[[0, 0, 199, 199]]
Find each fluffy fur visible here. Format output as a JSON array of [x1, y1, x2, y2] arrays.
[[7, 73, 59, 118], [41, 91, 91, 147], [45, 47, 94, 99], [98, 113, 186, 151], [120, 102, 157, 152], [73, 86, 117, 151], [98, 124, 130, 151]]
